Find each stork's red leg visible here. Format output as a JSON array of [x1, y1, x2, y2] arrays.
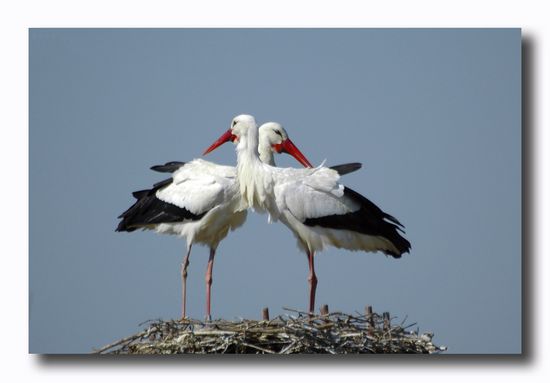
[[307, 251, 318, 314], [180, 244, 192, 320], [205, 248, 216, 321]]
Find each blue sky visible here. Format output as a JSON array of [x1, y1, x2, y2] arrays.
[[29, 28, 521, 354]]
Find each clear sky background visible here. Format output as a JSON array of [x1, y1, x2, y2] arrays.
[[29, 28, 521, 354]]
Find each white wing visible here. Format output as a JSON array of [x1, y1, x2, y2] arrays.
[[156, 159, 238, 216], [272, 165, 358, 222]]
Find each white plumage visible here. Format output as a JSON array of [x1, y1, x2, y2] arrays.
[[155, 159, 245, 243]]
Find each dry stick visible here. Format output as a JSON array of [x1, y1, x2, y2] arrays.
[[366, 305, 374, 336], [383, 312, 390, 332], [320, 304, 329, 316], [93, 330, 148, 354], [262, 307, 270, 321], [241, 342, 276, 354]]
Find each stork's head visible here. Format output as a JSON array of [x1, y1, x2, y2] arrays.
[[258, 122, 313, 168], [203, 116, 313, 168], [229, 114, 257, 142], [203, 114, 257, 155], [259, 122, 288, 150]]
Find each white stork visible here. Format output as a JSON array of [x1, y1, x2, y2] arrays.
[[116, 122, 352, 320], [203, 115, 411, 314]]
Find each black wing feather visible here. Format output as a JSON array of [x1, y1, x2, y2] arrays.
[[329, 162, 362, 176], [303, 186, 411, 258], [116, 177, 206, 232], [150, 161, 186, 173], [152, 177, 173, 190]]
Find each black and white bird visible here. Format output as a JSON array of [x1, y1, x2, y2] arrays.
[[204, 115, 411, 314], [116, 122, 316, 320]]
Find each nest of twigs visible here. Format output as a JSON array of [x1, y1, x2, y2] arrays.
[[95, 307, 446, 354]]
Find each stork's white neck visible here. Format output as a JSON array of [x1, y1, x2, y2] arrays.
[[235, 121, 260, 163], [235, 126, 273, 212], [258, 135, 276, 166]]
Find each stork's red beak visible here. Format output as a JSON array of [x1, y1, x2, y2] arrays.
[[274, 138, 314, 168], [203, 129, 236, 155]]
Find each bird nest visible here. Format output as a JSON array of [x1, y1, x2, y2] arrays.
[[95, 307, 446, 354]]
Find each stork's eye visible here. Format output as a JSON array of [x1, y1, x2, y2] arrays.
[[232, 120, 238, 127], [274, 130, 283, 138]]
